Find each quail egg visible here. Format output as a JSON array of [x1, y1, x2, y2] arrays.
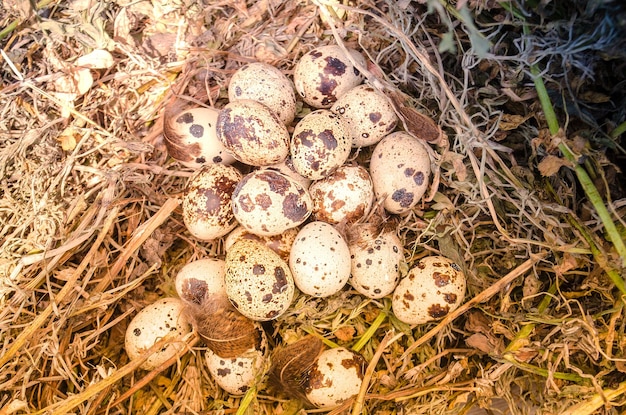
[[174, 258, 227, 305], [293, 45, 366, 108], [182, 164, 242, 240], [392, 256, 466, 325]]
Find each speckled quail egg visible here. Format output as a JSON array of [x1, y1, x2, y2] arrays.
[[267, 157, 312, 190], [232, 169, 312, 236], [205, 323, 268, 395], [369, 131, 431, 214], [228, 62, 297, 126], [182, 164, 242, 240], [290, 110, 351, 180], [331, 84, 398, 148], [309, 165, 374, 224], [163, 107, 236, 168], [289, 221, 351, 297], [125, 298, 192, 371], [294, 45, 366, 108], [304, 347, 366, 408], [225, 226, 298, 261], [216, 99, 290, 166], [175, 258, 227, 305], [225, 239, 295, 321], [392, 256, 466, 325], [349, 224, 405, 299]]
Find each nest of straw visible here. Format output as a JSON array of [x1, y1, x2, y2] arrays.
[[1, 0, 625, 414]]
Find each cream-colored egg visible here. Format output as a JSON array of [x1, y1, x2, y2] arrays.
[[293, 45, 365, 108], [290, 110, 351, 180], [392, 256, 466, 325], [174, 258, 227, 305], [349, 224, 404, 299], [216, 99, 290, 166], [232, 169, 312, 236], [225, 239, 295, 321], [369, 132, 431, 214], [225, 226, 298, 261], [304, 347, 366, 408], [182, 164, 242, 240], [228, 62, 297, 125], [331, 84, 398, 148], [205, 323, 268, 395], [309, 165, 374, 224], [124, 298, 192, 370], [163, 107, 236, 168], [289, 221, 351, 297]]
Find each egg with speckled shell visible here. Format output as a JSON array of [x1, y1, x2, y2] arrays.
[[289, 221, 351, 297], [225, 239, 295, 321], [369, 131, 431, 214], [174, 258, 227, 305], [290, 110, 351, 181], [392, 256, 466, 325], [182, 164, 242, 241], [294, 45, 366, 108], [232, 169, 312, 237]]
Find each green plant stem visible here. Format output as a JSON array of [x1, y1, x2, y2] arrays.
[[236, 385, 256, 415], [610, 120, 626, 138], [498, 356, 586, 383], [352, 305, 389, 353], [524, 28, 626, 269]]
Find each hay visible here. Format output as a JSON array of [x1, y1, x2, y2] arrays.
[[1, 0, 625, 414]]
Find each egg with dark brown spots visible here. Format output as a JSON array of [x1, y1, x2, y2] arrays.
[[182, 164, 243, 241], [294, 45, 366, 108], [304, 347, 366, 408], [349, 224, 405, 299], [216, 99, 290, 166], [124, 298, 192, 370], [228, 62, 297, 126], [392, 256, 466, 325], [290, 110, 351, 180], [331, 84, 398, 148], [289, 221, 351, 297], [369, 131, 431, 214], [309, 165, 374, 224], [163, 107, 236, 168], [205, 322, 268, 395], [225, 239, 295, 321], [174, 258, 227, 305], [232, 169, 312, 236]]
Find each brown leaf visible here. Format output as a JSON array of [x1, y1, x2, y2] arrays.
[[537, 155, 572, 177], [384, 88, 443, 143], [499, 113, 531, 131]]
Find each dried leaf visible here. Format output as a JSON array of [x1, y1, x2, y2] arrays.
[[499, 113, 531, 131], [75, 49, 114, 69], [384, 89, 443, 143], [537, 155, 572, 177]]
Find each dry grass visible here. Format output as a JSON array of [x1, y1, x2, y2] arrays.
[[1, 0, 625, 414]]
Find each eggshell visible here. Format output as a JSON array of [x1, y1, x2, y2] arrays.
[[290, 110, 351, 180], [225, 239, 295, 321], [182, 164, 242, 240], [309, 165, 374, 224], [163, 107, 236, 168], [216, 99, 290, 166], [266, 157, 312, 190], [174, 258, 227, 305], [205, 323, 268, 395], [369, 132, 431, 214], [392, 256, 466, 325], [289, 221, 351, 297], [331, 84, 398, 147], [124, 298, 192, 370], [304, 347, 366, 408], [225, 226, 298, 261], [232, 169, 312, 236], [349, 224, 404, 299], [294, 45, 366, 108], [228, 62, 297, 125]]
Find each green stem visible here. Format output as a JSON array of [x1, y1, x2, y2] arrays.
[[236, 385, 256, 415], [610, 120, 626, 139], [0, 19, 20, 42], [524, 27, 626, 269], [352, 306, 388, 352]]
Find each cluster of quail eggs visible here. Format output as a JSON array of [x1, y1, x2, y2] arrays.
[[124, 44, 467, 408]]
